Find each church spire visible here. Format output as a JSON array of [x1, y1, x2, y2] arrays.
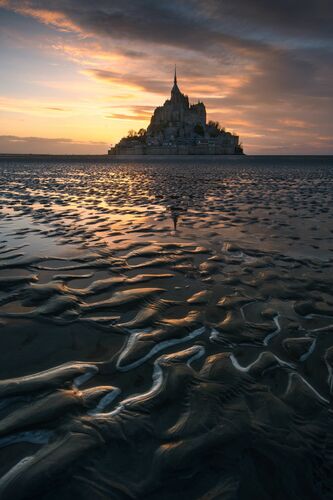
[[171, 64, 186, 105]]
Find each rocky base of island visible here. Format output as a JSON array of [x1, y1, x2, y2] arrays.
[[108, 142, 244, 156]]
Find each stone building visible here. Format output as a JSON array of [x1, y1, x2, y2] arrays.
[[109, 69, 243, 155]]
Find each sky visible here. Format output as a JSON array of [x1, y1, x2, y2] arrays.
[[0, 0, 332, 155]]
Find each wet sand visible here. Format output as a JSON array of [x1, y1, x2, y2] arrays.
[[0, 156, 332, 499]]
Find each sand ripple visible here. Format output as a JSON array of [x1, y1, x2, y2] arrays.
[[0, 157, 333, 498]]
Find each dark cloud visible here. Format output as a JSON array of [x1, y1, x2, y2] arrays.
[[201, 0, 333, 40], [3, 0, 332, 50], [0, 0, 275, 56]]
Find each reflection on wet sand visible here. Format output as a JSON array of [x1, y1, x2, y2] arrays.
[[0, 156, 333, 499]]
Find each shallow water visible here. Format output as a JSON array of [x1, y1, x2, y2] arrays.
[[0, 156, 333, 499]]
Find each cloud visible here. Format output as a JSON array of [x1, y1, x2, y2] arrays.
[[84, 69, 170, 94], [45, 106, 68, 112], [0, 135, 108, 154], [0, 0, 281, 59], [50, 41, 145, 67], [106, 105, 155, 121], [201, 0, 333, 41], [3, 0, 332, 52], [0, 1, 79, 32], [0, 96, 76, 117]]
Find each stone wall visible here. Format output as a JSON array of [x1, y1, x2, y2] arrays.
[[109, 142, 240, 155]]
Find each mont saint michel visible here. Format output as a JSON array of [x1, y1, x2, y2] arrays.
[[109, 70, 243, 156]]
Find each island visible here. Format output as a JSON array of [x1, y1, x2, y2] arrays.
[[108, 69, 244, 156]]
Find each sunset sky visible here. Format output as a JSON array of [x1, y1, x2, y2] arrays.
[[0, 0, 332, 154]]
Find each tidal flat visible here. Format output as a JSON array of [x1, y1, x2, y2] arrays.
[[0, 156, 333, 499]]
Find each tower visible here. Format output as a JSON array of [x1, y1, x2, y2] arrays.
[[171, 65, 181, 97], [171, 65, 188, 110]]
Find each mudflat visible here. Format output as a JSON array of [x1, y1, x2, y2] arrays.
[[0, 156, 332, 499]]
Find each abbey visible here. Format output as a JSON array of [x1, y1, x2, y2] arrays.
[[109, 69, 243, 156]]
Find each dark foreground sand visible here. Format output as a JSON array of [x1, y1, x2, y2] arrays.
[[0, 156, 332, 499]]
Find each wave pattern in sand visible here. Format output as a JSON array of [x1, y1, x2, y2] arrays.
[[0, 157, 333, 499]]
